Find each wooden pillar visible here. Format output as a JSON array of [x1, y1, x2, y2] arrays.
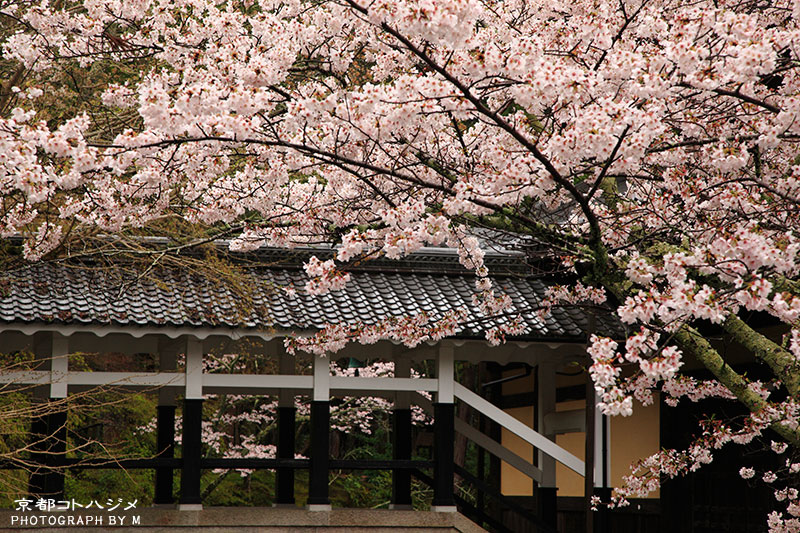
[[28, 413, 48, 498], [537, 362, 557, 487], [307, 354, 330, 510], [486, 362, 502, 520], [585, 376, 595, 533], [29, 333, 67, 500], [537, 361, 558, 528], [391, 408, 412, 507], [29, 410, 67, 500], [593, 396, 611, 533], [50, 334, 68, 399], [179, 398, 203, 508], [538, 486, 559, 531], [432, 345, 456, 511], [276, 406, 296, 505], [307, 401, 330, 508], [154, 405, 176, 505], [179, 338, 203, 510], [477, 414, 486, 512], [275, 352, 296, 506], [432, 402, 456, 510], [392, 359, 412, 509]]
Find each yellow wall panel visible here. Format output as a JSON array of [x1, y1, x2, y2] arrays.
[[610, 398, 660, 498], [500, 406, 534, 496], [555, 400, 586, 497]]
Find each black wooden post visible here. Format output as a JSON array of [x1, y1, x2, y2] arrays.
[[477, 412, 486, 513], [486, 362, 503, 520], [538, 486, 559, 530], [432, 402, 455, 509], [593, 486, 612, 533], [585, 376, 595, 533], [275, 406, 296, 505], [45, 410, 67, 499], [391, 408, 412, 508], [28, 411, 48, 498], [179, 399, 203, 507], [29, 407, 66, 500], [307, 400, 330, 507], [154, 405, 176, 505]]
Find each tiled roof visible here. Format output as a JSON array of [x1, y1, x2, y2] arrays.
[[0, 249, 623, 342]]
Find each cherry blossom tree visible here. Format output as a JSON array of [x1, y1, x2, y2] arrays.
[[2, 0, 800, 528]]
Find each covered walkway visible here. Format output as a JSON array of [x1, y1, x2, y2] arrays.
[[0, 246, 621, 531]]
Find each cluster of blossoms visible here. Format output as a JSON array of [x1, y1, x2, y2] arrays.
[[331, 361, 432, 429], [615, 247, 800, 330], [538, 283, 608, 320], [586, 335, 629, 416], [660, 375, 737, 407], [285, 309, 470, 355], [303, 257, 351, 295]]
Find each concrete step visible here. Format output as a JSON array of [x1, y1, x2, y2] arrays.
[[0, 507, 488, 532]]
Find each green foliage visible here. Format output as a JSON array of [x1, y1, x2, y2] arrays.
[[0, 387, 31, 505], [64, 391, 158, 505], [0, 351, 38, 505], [202, 470, 274, 506]]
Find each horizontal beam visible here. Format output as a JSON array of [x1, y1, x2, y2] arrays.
[[330, 376, 438, 392], [200, 458, 309, 469], [0, 372, 438, 395], [203, 374, 312, 389], [453, 383, 585, 476], [73, 372, 184, 387], [329, 459, 433, 470], [0, 458, 182, 470], [0, 457, 434, 471], [0, 371, 184, 387], [0, 370, 50, 385]]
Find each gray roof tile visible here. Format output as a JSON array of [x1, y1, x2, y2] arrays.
[[0, 257, 623, 342]]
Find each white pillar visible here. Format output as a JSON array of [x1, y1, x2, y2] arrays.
[[185, 337, 203, 400], [432, 343, 456, 512], [312, 353, 330, 402], [436, 344, 454, 403], [395, 357, 411, 409], [594, 396, 610, 488], [309, 353, 332, 511], [50, 333, 69, 399], [158, 338, 179, 406]]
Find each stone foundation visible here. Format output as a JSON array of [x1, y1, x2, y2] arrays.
[[0, 507, 487, 532]]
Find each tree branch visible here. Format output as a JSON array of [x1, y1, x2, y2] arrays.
[[722, 314, 800, 397], [674, 324, 800, 446], [677, 82, 782, 114]]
